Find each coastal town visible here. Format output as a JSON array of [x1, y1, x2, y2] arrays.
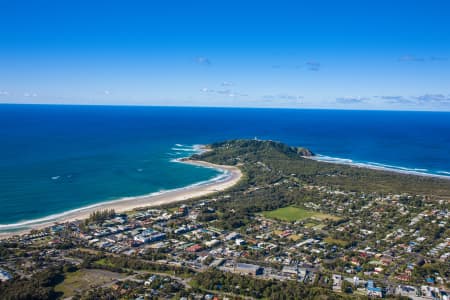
[[0, 140, 449, 299], [3, 0, 450, 299]]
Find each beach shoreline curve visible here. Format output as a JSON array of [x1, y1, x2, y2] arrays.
[[0, 159, 242, 239]]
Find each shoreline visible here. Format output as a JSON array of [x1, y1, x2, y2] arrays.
[[306, 155, 450, 180], [0, 159, 242, 239], [2, 147, 448, 239]]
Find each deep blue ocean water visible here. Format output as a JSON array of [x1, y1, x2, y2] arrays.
[[1, 104, 449, 227]]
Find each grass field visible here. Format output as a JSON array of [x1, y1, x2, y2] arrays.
[[55, 269, 126, 297], [324, 237, 350, 247], [262, 206, 340, 222], [312, 224, 327, 230], [94, 258, 117, 268], [288, 234, 302, 241], [304, 222, 318, 228]]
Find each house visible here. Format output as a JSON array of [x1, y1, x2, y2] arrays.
[[395, 269, 412, 282], [380, 255, 393, 266], [0, 269, 12, 282], [178, 205, 188, 215], [235, 238, 246, 246], [174, 224, 200, 235], [367, 280, 384, 298], [421, 286, 442, 299], [204, 239, 220, 248], [225, 232, 240, 241], [374, 267, 384, 274], [332, 274, 342, 290], [186, 244, 203, 252], [134, 230, 166, 244]]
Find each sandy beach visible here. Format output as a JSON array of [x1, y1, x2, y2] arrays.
[[0, 159, 242, 239], [305, 156, 450, 180]]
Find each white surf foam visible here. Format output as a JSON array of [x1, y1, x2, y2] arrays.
[[437, 170, 450, 175], [171, 147, 196, 152], [310, 155, 448, 179], [0, 149, 231, 231]]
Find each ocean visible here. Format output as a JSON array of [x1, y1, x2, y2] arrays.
[[1, 104, 449, 228]]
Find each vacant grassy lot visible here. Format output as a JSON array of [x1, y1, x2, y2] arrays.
[[262, 206, 340, 222], [324, 237, 350, 247], [288, 234, 302, 241], [94, 257, 117, 268], [55, 269, 126, 298]]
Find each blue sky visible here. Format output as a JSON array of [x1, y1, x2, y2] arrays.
[[1, 0, 450, 110]]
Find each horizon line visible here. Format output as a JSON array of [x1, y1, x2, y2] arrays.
[[1, 102, 450, 113]]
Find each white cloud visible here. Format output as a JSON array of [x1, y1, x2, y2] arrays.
[[339, 94, 450, 107], [201, 86, 247, 98], [260, 94, 304, 106], [413, 94, 450, 103], [336, 97, 369, 104], [216, 89, 231, 95], [24, 92, 37, 97], [200, 87, 214, 93]]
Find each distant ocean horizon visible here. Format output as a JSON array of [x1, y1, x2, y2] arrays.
[[1, 104, 449, 228]]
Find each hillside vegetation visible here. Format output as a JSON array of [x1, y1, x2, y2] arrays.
[[195, 139, 450, 198]]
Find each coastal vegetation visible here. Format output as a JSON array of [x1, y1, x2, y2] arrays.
[[85, 209, 116, 224], [0, 267, 64, 300], [195, 139, 450, 198]]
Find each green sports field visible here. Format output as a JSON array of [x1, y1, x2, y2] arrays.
[[262, 206, 340, 222]]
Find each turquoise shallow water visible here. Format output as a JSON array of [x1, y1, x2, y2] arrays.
[[1, 105, 449, 228]]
